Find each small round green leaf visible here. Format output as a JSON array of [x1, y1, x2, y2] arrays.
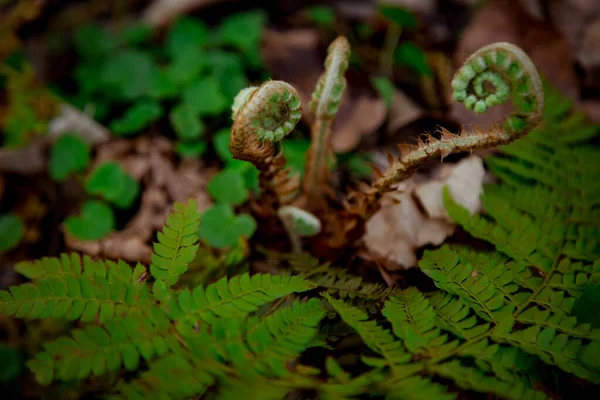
[[0, 213, 25, 253], [181, 77, 228, 116], [0, 344, 24, 382], [110, 100, 163, 135], [170, 104, 205, 140], [197, 205, 256, 249], [394, 42, 432, 76], [371, 76, 395, 109], [85, 162, 126, 201], [49, 133, 91, 181], [65, 200, 114, 241], [176, 141, 207, 158], [207, 169, 249, 205], [101, 49, 156, 99], [167, 18, 210, 56]]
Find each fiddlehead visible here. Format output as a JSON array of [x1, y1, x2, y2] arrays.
[[230, 81, 302, 209], [356, 42, 544, 218], [303, 36, 351, 210]]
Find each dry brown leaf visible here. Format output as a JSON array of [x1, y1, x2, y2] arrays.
[[386, 89, 424, 135], [0, 139, 46, 174], [48, 104, 110, 145], [332, 94, 387, 153], [363, 156, 486, 269], [143, 0, 235, 28]]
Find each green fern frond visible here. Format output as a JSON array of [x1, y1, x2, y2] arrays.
[[418, 84, 600, 384], [383, 375, 455, 400], [383, 288, 459, 357], [168, 273, 314, 336], [0, 253, 152, 322], [323, 293, 412, 370], [111, 354, 215, 400], [150, 199, 202, 294], [430, 360, 548, 400], [223, 298, 325, 378], [26, 309, 176, 385]]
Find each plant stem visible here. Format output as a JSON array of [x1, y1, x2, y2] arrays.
[[304, 119, 332, 210], [380, 25, 402, 77]]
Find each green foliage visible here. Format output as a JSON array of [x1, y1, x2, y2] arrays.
[[371, 76, 395, 108], [0, 212, 25, 253], [85, 161, 139, 209], [394, 41, 432, 76], [207, 169, 249, 206], [573, 283, 600, 328], [150, 199, 201, 291], [0, 344, 23, 383], [67, 11, 266, 157], [109, 99, 163, 135], [306, 5, 336, 27], [197, 205, 256, 249], [379, 4, 418, 29], [64, 200, 114, 241], [49, 133, 90, 181]]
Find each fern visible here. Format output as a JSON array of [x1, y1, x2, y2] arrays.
[[0, 254, 152, 322], [150, 199, 202, 294]]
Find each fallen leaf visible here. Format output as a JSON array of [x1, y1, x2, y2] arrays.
[[386, 89, 424, 135], [331, 94, 387, 153], [0, 139, 46, 174], [363, 156, 486, 269], [143, 0, 234, 28], [415, 156, 486, 221], [48, 104, 110, 145]]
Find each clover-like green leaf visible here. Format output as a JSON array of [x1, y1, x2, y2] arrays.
[[217, 11, 266, 66], [49, 133, 91, 181], [371, 76, 395, 109], [207, 169, 249, 205], [120, 21, 153, 46], [379, 5, 418, 30], [167, 47, 207, 85], [394, 41, 432, 76], [170, 103, 205, 140], [0, 213, 25, 253], [110, 100, 163, 135], [176, 141, 207, 158], [101, 49, 156, 99], [306, 5, 335, 27], [85, 162, 139, 208], [207, 50, 249, 101], [167, 17, 210, 56], [73, 24, 117, 61], [147, 68, 179, 99], [197, 205, 256, 249], [181, 77, 228, 116], [64, 200, 114, 241]]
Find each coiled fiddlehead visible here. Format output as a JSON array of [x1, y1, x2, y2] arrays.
[[230, 81, 302, 210], [346, 42, 544, 236], [303, 36, 351, 210]]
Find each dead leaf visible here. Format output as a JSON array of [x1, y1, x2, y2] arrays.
[[332, 94, 387, 153], [48, 104, 110, 145], [415, 156, 486, 222], [143, 0, 235, 28], [0, 139, 46, 174], [363, 156, 486, 269], [386, 89, 424, 135]]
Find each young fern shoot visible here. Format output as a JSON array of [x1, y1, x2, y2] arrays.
[[303, 36, 351, 210], [277, 206, 321, 253], [230, 81, 303, 210], [354, 42, 544, 220]]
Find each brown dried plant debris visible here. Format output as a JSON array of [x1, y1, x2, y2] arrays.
[[363, 156, 487, 270], [263, 28, 387, 153], [65, 136, 214, 263]]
